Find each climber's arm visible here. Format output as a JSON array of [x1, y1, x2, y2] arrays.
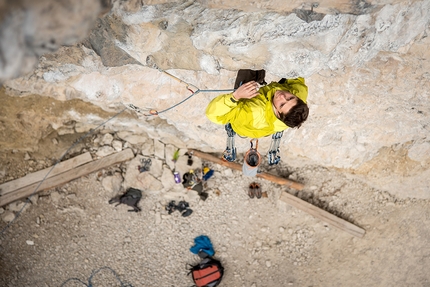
[[205, 93, 238, 125]]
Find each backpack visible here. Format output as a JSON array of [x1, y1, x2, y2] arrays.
[[189, 257, 224, 287], [108, 187, 142, 212]]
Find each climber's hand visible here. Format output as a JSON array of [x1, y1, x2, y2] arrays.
[[232, 81, 260, 100]]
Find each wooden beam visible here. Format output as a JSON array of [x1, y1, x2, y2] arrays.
[[279, 192, 365, 238], [189, 149, 304, 190], [190, 149, 365, 238], [0, 149, 134, 207], [0, 152, 93, 197]]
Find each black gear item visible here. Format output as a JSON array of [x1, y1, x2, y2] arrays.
[[108, 187, 143, 212], [234, 69, 267, 89]]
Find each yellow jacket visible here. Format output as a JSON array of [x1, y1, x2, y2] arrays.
[[205, 78, 308, 138]]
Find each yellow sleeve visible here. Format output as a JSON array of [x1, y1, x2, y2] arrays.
[[205, 93, 238, 125]]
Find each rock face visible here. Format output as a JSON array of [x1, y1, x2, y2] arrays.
[[2, 0, 430, 198], [0, 0, 109, 83]]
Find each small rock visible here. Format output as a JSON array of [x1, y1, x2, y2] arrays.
[[0, 207, 4, 214], [26, 240, 34, 246], [112, 140, 123, 151], [96, 146, 116, 157], [101, 133, 114, 146], [51, 138, 59, 145], [50, 191, 61, 203], [24, 153, 31, 160], [28, 194, 39, 205], [1, 211, 15, 223], [154, 140, 165, 160], [8, 201, 26, 212], [222, 169, 233, 177], [265, 260, 271, 267]]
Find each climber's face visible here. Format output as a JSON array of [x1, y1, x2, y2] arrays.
[[273, 90, 298, 117]]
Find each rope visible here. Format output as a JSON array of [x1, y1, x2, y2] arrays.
[[121, 54, 235, 116], [0, 108, 127, 236], [60, 266, 134, 287], [154, 89, 235, 115]]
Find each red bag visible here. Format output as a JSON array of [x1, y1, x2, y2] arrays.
[[189, 257, 224, 287]]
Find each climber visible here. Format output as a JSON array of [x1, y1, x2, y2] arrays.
[[205, 75, 309, 164]]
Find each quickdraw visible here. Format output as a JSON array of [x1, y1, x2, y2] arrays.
[[222, 123, 237, 162], [267, 131, 283, 165], [122, 55, 234, 117]]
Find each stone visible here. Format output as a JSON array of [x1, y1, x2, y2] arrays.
[[112, 140, 123, 151], [154, 140, 165, 160], [141, 138, 155, 156], [8, 201, 26, 212], [102, 172, 124, 195], [50, 191, 61, 203], [117, 132, 148, 145], [160, 167, 177, 190], [96, 146, 116, 157], [1, 211, 15, 223], [57, 126, 75, 135], [101, 133, 114, 146], [28, 193, 39, 205]]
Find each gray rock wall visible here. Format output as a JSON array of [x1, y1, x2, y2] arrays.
[[0, 0, 109, 83], [2, 0, 430, 198]]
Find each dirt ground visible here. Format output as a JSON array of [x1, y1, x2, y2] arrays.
[[0, 92, 430, 287]]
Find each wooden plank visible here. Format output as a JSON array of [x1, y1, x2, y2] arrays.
[[279, 192, 365, 238], [190, 149, 364, 238], [0, 149, 135, 207], [0, 152, 93, 196], [189, 149, 304, 190]]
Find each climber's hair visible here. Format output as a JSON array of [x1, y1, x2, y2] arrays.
[[278, 97, 309, 128]]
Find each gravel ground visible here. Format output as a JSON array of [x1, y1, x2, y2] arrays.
[[1, 131, 430, 287]]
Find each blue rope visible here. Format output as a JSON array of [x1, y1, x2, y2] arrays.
[[0, 108, 127, 236], [60, 266, 134, 287]]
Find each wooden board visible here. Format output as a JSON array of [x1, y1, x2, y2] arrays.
[[279, 192, 365, 238], [189, 149, 304, 190], [0, 149, 134, 207], [0, 152, 93, 197], [190, 149, 365, 238]]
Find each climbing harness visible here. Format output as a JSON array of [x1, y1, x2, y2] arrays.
[[267, 131, 283, 165], [242, 139, 261, 177], [223, 123, 237, 162], [122, 55, 235, 117]]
